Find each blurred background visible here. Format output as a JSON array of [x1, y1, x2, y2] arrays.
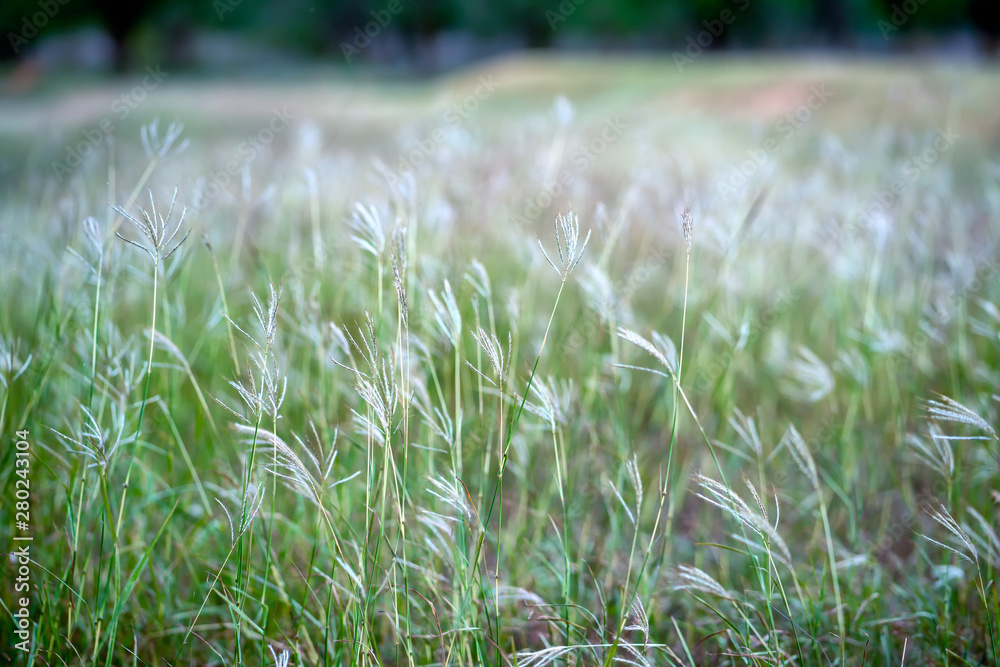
[[1, 0, 998, 79]]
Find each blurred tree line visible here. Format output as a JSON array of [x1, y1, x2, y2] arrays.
[[2, 0, 998, 68]]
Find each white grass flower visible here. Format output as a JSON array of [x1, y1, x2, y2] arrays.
[[964, 506, 1000, 566], [538, 210, 592, 280], [670, 564, 733, 599], [922, 504, 978, 566], [553, 95, 575, 127], [780, 423, 820, 490], [114, 188, 189, 265], [427, 279, 462, 348], [140, 118, 189, 160], [578, 263, 632, 326], [834, 346, 871, 387], [609, 454, 644, 526], [908, 425, 954, 479], [51, 402, 131, 472], [524, 376, 575, 427], [348, 201, 387, 258], [464, 259, 492, 301], [692, 472, 791, 562], [516, 645, 578, 667], [0, 336, 32, 388], [680, 206, 693, 254], [467, 326, 511, 387], [617, 327, 678, 378], [781, 346, 834, 403], [924, 393, 999, 443], [214, 478, 265, 543], [624, 596, 650, 645], [729, 407, 763, 458], [426, 473, 475, 526], [267, 644, 290, 667], [66, 216, 104, 279]]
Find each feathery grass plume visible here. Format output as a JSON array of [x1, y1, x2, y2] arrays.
[[922, 504, 978, 565], [66, 216, 104, 276], [963, 506, 1000, 566], [114, 188, 190, 264], [924, 393, 999, 443], [0, 335, 32, 388], [348, 201, 387, 258], [538, 210, 592, 280], [578, 263, 631, 326], [234, 422, 357, 507], [517, 645, 580, 667], [780, 422, 847, 659], [524, 376, 575, 427], [391, 244, 408, 329], [214, 478, 266, 544], [426, 473, 476, 526], [427, 279, 462, 348], [464, 259, 492, 301], [702, 310, 750, 353], [86, 330, 143, 407], [51, 402, 130, 471], [609, 454, 644, 526], [468, 326, 511, 387], [339, 313, 398, 439], [140, 118, 189, 160], [833, 346, 871, 387], [680, 206, 693, 255], [623, 596, 650, 646], [669, 564, 734, 599], [780, 423, 820, 489], [729, 407, 763, 458], [616, 327, 678, 378], [267, 644, 290, 667], [908, 425, 954, 479], [218, 349, 288, 425], [414, 388, 455, 446], [219, 283, 287, 423], [692, 472, 791, 562], [781, 346, 834, 403]]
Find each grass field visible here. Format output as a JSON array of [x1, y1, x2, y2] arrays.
[[2, 55, 1000, 665]]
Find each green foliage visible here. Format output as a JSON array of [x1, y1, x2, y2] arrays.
[[1, 59, 999, 665]]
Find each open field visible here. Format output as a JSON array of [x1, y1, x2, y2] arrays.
[[2, 55, 1000, 665]]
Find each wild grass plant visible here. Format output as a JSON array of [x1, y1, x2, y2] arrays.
[[1, 59, 999, 665]]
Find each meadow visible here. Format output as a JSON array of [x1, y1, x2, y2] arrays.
[[1, 55, 999, 665]]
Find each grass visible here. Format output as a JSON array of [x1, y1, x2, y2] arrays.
[[1, 54, 1000, 665]]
